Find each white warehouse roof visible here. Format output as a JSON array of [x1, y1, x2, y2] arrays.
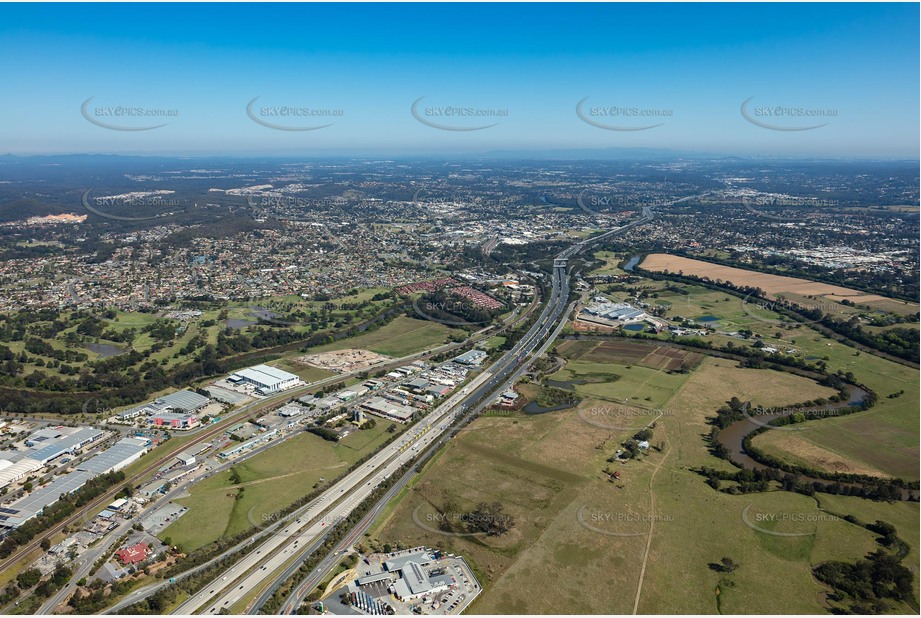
[[78, 437, 148, 475], [0, 458, 43, 489], [232, 364, 298, 386]]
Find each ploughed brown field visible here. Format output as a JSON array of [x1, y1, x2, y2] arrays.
[[640, 253, 919, 315], [558, 339, 704, 371]]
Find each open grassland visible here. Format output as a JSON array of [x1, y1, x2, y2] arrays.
[[672, 357, 837, 420], [814, 493, 921, 603], [370, 355, 913, 613], [307, 316, 463, 357], [752, 431, 888, 478], [748, 331, 919, 480], [613, 274, 919, 480], [547, 360, 690, 410], [161, 423, 399, 551], [750, 391, 919, 482], [588, 250, 628, 276]]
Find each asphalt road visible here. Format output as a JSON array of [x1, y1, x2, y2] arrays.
[[96, 297, 541, 615], [272, 212, 654, 614], [179, 271, 567, 615], [173, 366, 500, 615], [98, 213, 651, 615]]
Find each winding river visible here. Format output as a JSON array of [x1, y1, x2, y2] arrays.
[[558, 334, 915, 500]]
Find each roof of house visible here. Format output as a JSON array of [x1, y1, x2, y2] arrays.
[[383, 550, 432, 572]]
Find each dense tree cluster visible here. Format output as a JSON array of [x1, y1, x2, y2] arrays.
[[0, 303, 405, 413], [814, 550, 915, 614], [464, 501, 515, 537]]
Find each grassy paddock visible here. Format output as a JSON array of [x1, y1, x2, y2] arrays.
[[161, 423, 398, 551], [307, 316, 463, 357], [367, 354, 911, 613]]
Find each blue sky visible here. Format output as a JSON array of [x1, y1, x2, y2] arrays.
[[0, 3, 917, 158]]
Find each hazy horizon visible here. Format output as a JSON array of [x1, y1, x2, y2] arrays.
[[1, 3, 918, 158]]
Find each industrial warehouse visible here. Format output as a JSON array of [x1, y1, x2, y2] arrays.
[[0, 427, 105, 491], [115, 389, 213, 430], [0, 435, 148, 531], [228, 364, 301, 395], [579, 299, 648, 326], [334, 548, 481, 615]]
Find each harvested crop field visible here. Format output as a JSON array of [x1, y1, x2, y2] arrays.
[[582, 341, 649, 363], [562, 339, 705, 372], [641, 346, 706, 371], [752, 432, 887, 478], [555, 339, 598, 358], [640, 253, 919, 314]]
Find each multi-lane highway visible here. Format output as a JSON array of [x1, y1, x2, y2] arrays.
[[166, 221, 587, 615], [172, 361, 503, 615], [93, 295, 541, 616], [98, 208, 653, 616], [269, 211, 656, 614]]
